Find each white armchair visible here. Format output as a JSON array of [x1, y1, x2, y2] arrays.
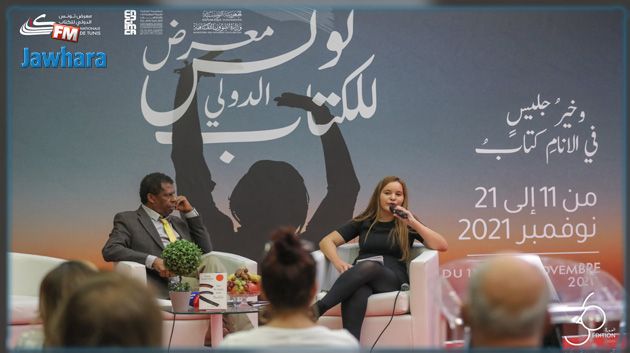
[[114, 251, 257, 348], [313, 243, 441, 348], [8, 252, 67, 348]]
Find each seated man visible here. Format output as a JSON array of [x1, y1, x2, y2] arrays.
[[102, 172, 252, 345], [102, 172, 212, 298], [462, 255, 550, 348]]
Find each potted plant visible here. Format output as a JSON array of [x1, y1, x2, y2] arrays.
[[161, 239, 202, 311]]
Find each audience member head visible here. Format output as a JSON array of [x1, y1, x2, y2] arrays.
[[261, 227, 316, 315], [139, 172, 176, 216], [49, 272, 163, 347], [464, 255, 550, 348], [39, 261, 98, 341]]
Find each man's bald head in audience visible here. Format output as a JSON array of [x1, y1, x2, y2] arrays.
[[464, 255, 549, 348]]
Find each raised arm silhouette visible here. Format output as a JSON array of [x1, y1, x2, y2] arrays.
[[171, 52, 359, 261]]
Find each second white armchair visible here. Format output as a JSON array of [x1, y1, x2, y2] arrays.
[[312, 243, 442, 348]]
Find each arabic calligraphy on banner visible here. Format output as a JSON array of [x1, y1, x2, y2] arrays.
[[139, 10, 378, 145], [475, 94, 598, 164]]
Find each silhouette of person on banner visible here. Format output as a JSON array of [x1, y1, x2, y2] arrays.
[[171, 51, 359, 261]]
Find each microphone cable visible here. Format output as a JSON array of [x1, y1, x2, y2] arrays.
[[369, 283, 409, 352], [168, 313, 176, 352]]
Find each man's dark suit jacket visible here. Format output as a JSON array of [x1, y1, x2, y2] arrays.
[[102, 206, 212, 298]]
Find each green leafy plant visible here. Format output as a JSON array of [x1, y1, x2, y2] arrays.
[[168, 281, 191, 292], [161, 239, 202, 292]]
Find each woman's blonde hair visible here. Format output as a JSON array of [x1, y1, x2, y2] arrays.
[[39, 261, 98, 345], [353, 176, 411, 262], [47, 272, 163, 347]]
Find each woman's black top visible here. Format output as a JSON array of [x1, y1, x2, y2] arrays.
[[337, 219, 424, 284]]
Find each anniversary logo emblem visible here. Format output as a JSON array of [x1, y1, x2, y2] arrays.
[[563, 292, 608, 347]]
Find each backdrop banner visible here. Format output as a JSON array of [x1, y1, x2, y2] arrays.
[[8, 7, 624, 287]]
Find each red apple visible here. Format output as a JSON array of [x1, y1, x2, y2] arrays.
[[246, 282, 260, 294]]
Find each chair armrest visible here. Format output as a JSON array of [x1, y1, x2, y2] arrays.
[[409, 249, 440, 308], [336, 243, 359, 263], [10, 252, 67, 296], [312, 244, 359, 292], [409, 248, 441, 346], [311, 250, 327, 294], [202, 251, 257, 274], [114, 261, 147, 285]]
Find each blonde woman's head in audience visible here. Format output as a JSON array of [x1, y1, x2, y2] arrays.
[[39, 260, 98, 344], [49, 271, 163, 347]]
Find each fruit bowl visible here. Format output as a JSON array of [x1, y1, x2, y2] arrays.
[[228, 290, 261, 307], [227, 267, 261, 307]]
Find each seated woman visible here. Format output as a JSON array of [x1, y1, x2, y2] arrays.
[[314, 175, 449, 340], [16, 260, 98, 349], [220, 227, 359, 348]]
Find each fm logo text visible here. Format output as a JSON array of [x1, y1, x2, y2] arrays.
[[51, 23, 79, 43]]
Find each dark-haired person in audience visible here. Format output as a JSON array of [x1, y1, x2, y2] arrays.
[[220, 227, 359, 348], [102, 172, 212, 298], [313, 176, 448, 340], [16, 261, 98, 349], [463, 255, 550, 348], [48, 272, 163, 347]]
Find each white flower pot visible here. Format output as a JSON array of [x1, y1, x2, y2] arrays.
[[169, 291, 191, 312]]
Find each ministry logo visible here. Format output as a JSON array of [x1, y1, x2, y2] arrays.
[[19, 14, 55, 36]]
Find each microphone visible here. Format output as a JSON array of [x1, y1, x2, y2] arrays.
[[389, 205, 408, 219], [400, 283, 410, 291]]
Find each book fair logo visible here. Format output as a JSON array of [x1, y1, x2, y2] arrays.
[[20, 14, 80, 42], [19, 14, 55, 36], [19, 12, 101, 39]]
